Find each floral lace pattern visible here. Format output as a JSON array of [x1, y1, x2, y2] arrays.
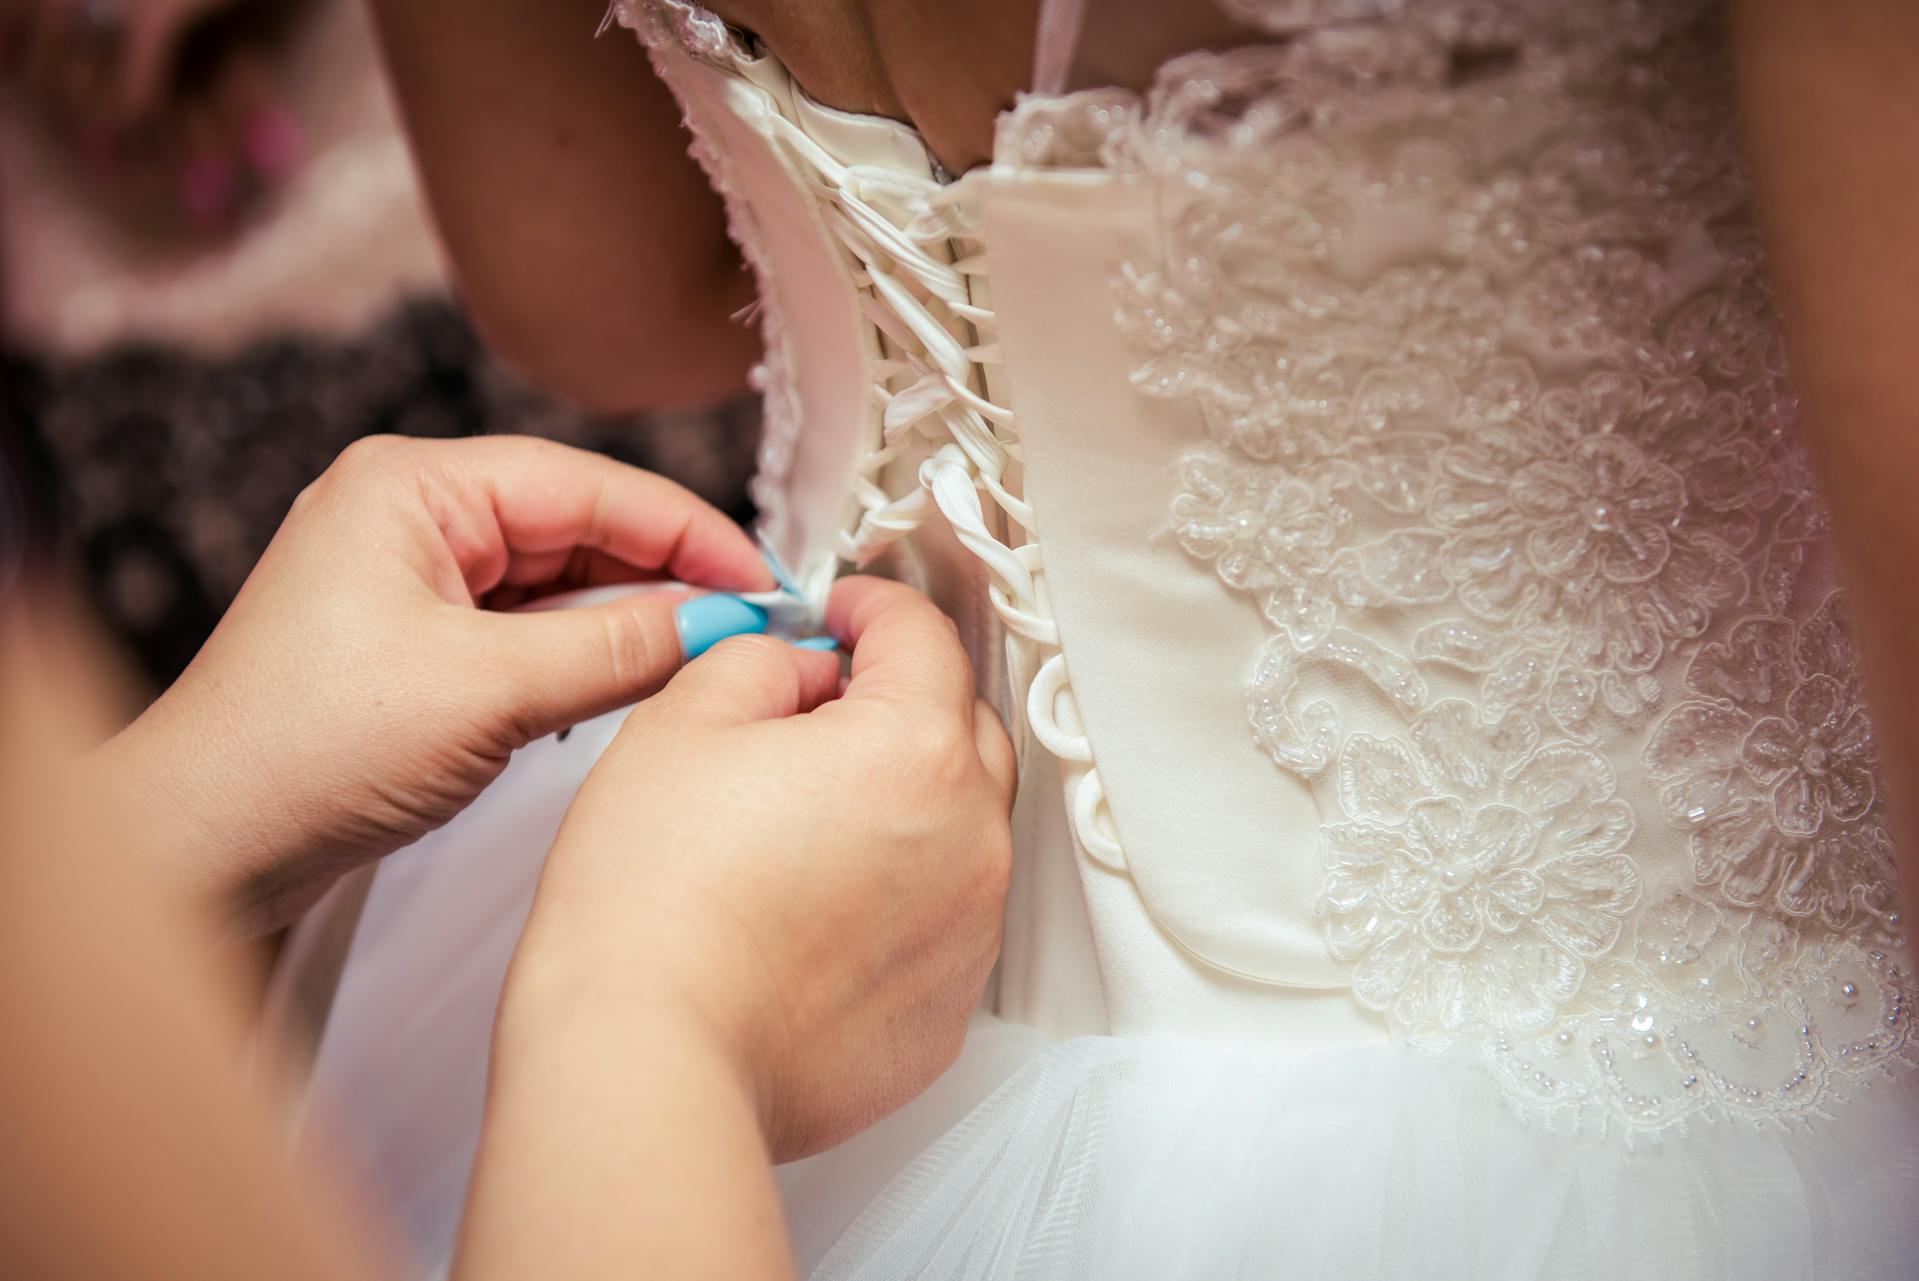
[[1323, 701, 1641, 1050], [1090, 0, 1916, 1132], [1646, 597, 1897, 931]]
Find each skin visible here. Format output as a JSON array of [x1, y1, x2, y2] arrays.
[[373, 0, 1919, 959], [0, 596, 390, 1281], [12, 4, 1919, 1278], [467, 577, 1015, 1279], [363, 0, 1253, 413], [1730, 0, 1919, 943], [87, 431, 782, 933], [12, 437, 1015, 1278], [365, 0, 762, 412]]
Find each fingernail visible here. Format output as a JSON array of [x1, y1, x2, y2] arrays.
[[676, 594, 768, 659], [790, 635, 839, 652]]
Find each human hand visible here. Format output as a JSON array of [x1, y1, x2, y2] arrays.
[[92, 434, 779, 932], [500, 576, 1018, 1162]]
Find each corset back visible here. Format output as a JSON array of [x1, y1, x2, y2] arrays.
[[617, 0, 1917, 1139]]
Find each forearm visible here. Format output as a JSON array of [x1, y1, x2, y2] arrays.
[[1731, 2, 1919, 939], [0, 606, 390, 1281], [456, 996, 795, 1281], [367, 0, 758, 412]]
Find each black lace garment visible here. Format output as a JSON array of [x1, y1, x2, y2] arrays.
[[0, 298, 760, 689]]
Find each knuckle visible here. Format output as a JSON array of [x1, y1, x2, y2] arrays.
[[687, 634, 791, 707], [913, 714, 976, 776], [335, 432, 405, 473], [308, 435, 408, 507], [908, 739, 975, 803], [970, 824, 1014, 905], [928, 606, 964, 647], [285, 475, 326, 522], [925, 614, 971, 672], [976, 721, 1014, 784], [932, 1001, 972, 1072], [484, 433, 554, 468], [708, 632, 784, 667], [598, 605, 664, 693]]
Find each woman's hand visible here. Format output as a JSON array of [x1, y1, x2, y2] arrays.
[[514, 574, 1017, 1157], [91, 433, 777, 932], [459, 577, 1016, 1280]]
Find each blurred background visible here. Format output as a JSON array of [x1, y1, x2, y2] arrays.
[[0, 0, 760, 705]]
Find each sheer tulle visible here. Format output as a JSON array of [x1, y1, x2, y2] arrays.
[[812, 1035, 1919, 1280]]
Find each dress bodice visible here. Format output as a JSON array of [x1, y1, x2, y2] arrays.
[[615, 0, 1918, 1139]]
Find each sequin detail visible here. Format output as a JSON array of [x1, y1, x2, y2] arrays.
[[1086, 1, 1915, 1132]]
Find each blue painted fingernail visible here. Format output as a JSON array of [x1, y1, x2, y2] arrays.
[[676, 594, 769, 659], [791, 635, 840, 652]]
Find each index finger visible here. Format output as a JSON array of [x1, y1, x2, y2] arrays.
[[418, 435, 774, 598], [826, 576, 976, 715]]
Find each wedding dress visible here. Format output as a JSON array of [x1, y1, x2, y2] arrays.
[[273, 1, 1919, 1276]]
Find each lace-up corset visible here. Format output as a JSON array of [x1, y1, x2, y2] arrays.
[[617, 0, 1916, 1138]]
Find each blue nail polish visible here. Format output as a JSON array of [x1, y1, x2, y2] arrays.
[[676, 594, 769, 659], [791, 635, 840, 652]]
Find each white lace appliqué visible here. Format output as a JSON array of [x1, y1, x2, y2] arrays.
[[1646, 597, 1897, 931], [1324, 702, 1641, 1048], [1088, 1, 1915, 1132]]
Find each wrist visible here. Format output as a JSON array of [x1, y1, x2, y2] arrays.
[[87, 687, 310, 936], [494, 953, 772, 1135], [495, 897, 783, 1137], [465, 942, 795, 1281]]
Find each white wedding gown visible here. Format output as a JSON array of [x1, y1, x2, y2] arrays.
[[274, 1, 1919, 1276]]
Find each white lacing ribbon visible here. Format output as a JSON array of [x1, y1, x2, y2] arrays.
[[749, 105, 1125, 870]]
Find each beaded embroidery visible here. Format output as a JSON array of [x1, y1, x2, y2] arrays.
[[628, 0, 1915, 1136], [1058, 0, 1917, 1131]]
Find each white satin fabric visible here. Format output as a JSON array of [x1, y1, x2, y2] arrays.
[[277, 2, 1919, 1276]]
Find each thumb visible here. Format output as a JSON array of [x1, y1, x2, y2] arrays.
[[467, 589, 691, 740]]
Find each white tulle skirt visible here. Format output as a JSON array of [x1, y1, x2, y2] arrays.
[[795, 1033, 1919, 1281], [279, 703, 1919, 1281]]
